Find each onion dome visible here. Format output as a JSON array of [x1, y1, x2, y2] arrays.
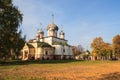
[[46, 14, 59, 31], [38, 28, 44, 34], [60, 30, 65, 35], [47, 23, 59, 31]]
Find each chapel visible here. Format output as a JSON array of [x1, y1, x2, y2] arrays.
[[22, 15, 73, 60]]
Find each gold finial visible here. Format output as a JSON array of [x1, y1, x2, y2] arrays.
[[52, 14, 54, 23]]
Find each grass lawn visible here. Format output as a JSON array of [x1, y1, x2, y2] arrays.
[[0, 60, 120, 80]]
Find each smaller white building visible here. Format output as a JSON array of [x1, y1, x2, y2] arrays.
[[22, 15, 73, 60]]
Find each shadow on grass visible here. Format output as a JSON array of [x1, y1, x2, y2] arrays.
[[0, 60, 81, 66], [98, 72, 120, 80]]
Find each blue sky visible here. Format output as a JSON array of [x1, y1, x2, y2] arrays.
[[13, 0, 120, 50]]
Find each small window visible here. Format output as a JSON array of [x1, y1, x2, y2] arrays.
[[63, 48, 65, 53], [45, 51, 48, 55]]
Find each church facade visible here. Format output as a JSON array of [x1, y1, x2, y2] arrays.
[[22, 16, 73, 60]]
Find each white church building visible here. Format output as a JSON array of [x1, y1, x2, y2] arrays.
[[22, 15, 73, 60]]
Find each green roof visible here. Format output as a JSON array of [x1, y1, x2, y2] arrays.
[[52, 41, 70, 46], [37, 42, 52, 47], [27, 43, 34, 48]]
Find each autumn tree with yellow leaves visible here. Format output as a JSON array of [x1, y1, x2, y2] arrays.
[[91, 37, 112, 60], [112, 35, 120, 58]]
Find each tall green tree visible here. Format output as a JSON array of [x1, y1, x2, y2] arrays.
[[0, 0, 25, 60], [112, 35, 120, 58]]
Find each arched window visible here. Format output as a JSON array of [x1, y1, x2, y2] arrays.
[[24, 51, 28, 57], [63, 48, 65, 53], [45, 51, 48, 55]]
